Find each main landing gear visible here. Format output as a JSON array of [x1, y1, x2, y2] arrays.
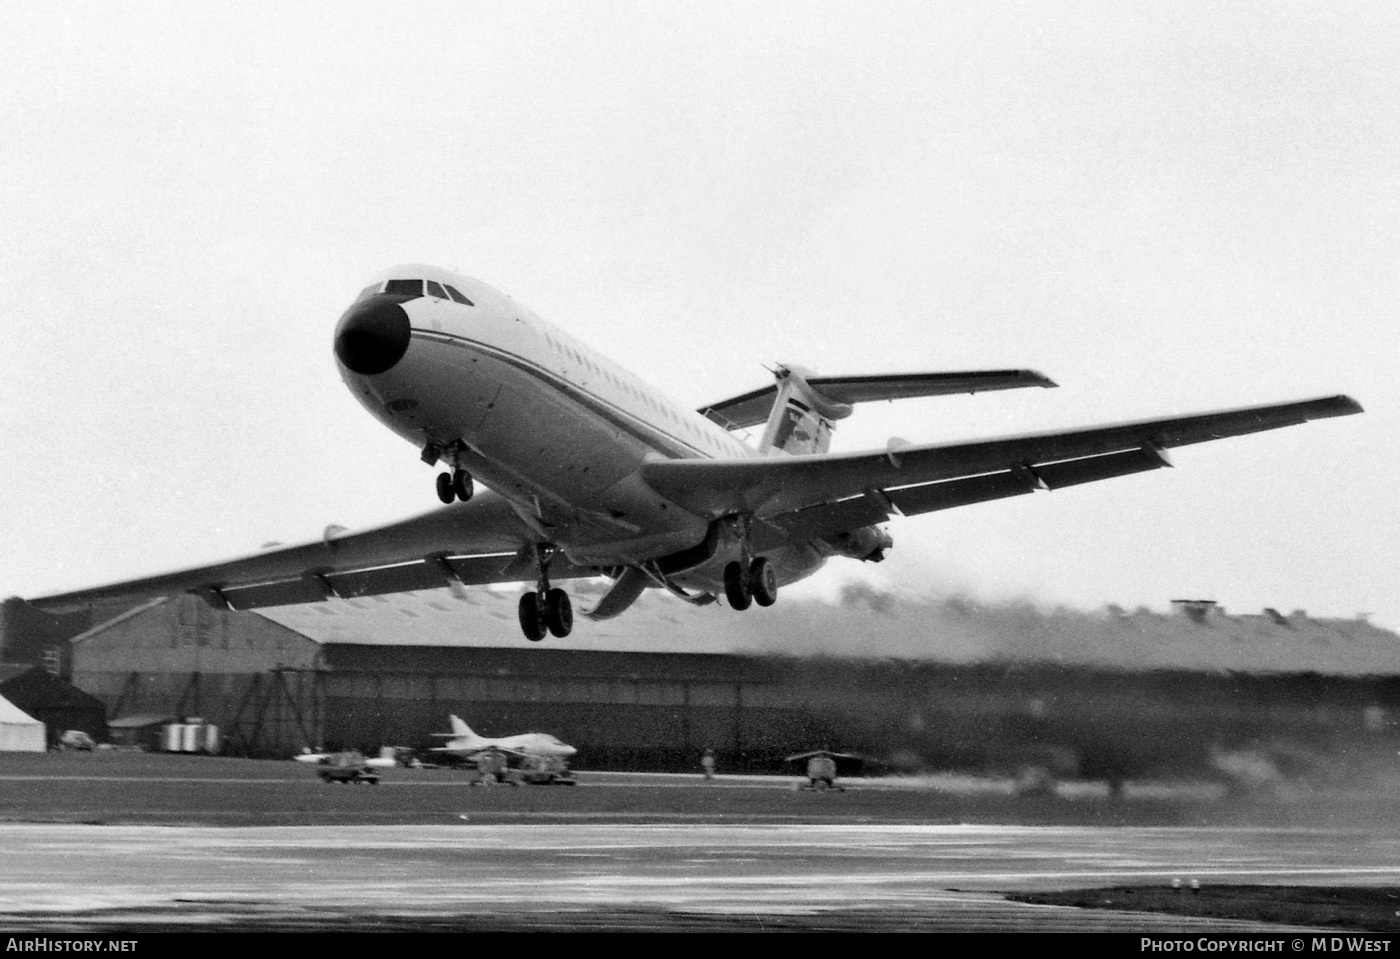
[[519, 588, 572, 642], [724, 556, 778, 611], [435, 468, 473, 504], [517, 545, 572, 642]]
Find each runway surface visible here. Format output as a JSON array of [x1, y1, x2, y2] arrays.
[[3, 754, 1399, 932]]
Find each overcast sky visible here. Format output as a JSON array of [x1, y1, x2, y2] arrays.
[[2, 1, 1395, 632]]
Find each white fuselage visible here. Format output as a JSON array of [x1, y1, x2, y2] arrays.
[[439, 731, 578, 759], [336, 267, 827, 593]]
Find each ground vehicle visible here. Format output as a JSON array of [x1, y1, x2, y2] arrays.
[[515, 754, 577, 785], [57, 730, 97, 751], [316, 751, 380, 785]]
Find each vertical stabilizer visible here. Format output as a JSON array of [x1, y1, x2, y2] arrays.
[[449, 715, 475, 739], [757, 365, 853, 456]]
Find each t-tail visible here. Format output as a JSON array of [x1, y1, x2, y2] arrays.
[[757, 365, 846, 456], [754, 364, 1058, 456]]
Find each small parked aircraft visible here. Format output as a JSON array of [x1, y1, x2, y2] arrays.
[[429, 715, 577, 760], [26, 265, 1362, 642]]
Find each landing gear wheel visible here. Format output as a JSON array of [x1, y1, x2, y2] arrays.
[[723, 561, 752, 611], [452, 468, 473, 502], [749, 556, 778, 607], [435, 472, 455, 504], [518, 592, 547, 642], [543, 588, 573, 638]]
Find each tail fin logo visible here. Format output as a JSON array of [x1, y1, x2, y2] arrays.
[[757, 365, 848, 456], [770, 400, 832, 456]]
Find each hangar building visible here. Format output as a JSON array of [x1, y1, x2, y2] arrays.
[[19, 583, 1400, 784], [0, 665, 108, 749]]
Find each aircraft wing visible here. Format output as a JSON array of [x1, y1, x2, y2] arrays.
[[646, 395, 1364, 528], [431, 745, 526, 758], [26, 489, 599, 613], [698, 369, 1057, 430]]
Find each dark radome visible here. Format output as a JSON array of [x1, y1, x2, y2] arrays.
[[334, 296, 411, 375]]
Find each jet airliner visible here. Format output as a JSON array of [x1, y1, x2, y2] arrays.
[[26, 264, 1363, 641]]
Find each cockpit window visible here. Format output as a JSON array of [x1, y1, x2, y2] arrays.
[[384, 279, 423, 297], [444, 284, 475, 306], [425, 280, 448, 299]]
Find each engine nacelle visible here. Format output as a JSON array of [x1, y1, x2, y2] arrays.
[[821, 525, 892, 562]]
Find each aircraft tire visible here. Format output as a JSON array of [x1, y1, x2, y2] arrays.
[[543, 588, 573, 638], [452, 469, 472, 502], [748, 557, 778, 607], [518, 592, 547, 642], [723, 561, 752, 611], [435, 472, 455, 504]]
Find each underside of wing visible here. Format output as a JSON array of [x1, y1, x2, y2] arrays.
[[650, 394, 1364, 529], [26, 489, 594, 613], [697, 368, 1056, 430]]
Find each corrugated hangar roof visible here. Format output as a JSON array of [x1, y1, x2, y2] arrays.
[[256, 582, 729, 653], [253, 581, 1400, 675]]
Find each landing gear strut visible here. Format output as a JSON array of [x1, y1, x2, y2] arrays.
[[435, 468, 473, 504], [722, 515, 778, 611], [518, 547, 572, 641]]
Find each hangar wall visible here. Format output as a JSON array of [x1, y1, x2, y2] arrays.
[[68, 595, 323, 756], [318, 646, 1400, 780], [52, 591, 1400, 782], [319, 645, 830, 770]]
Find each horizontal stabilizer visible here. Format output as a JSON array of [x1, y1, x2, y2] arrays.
[[698, 369, 1056, 431]]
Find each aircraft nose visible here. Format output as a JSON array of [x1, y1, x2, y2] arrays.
[[334, 296, 412, 375]]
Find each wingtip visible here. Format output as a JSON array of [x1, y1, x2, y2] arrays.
[[1316, 394, 1364, 416]]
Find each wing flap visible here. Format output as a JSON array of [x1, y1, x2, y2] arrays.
[[445, 552, 599, 586], [757, 492, 892, 548], [328, 561, 451, 599], [885, 471, 1037, 516], [1034, 445, 1169, 490], [222, 578, 333, 610], [885, 446, 1171, 517]]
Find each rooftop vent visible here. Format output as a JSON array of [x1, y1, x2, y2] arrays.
[[1171, 599, 1220, 625]]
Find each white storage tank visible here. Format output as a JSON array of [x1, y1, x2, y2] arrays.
[[201, 724, 221, 755], [162, 723, 184, 753], [180, 723, 200, 752]]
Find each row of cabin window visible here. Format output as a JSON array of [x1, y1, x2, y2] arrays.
[[359, 288, 735, 455], [542, 331, 719, 445], [358, 279, 475, 306]]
